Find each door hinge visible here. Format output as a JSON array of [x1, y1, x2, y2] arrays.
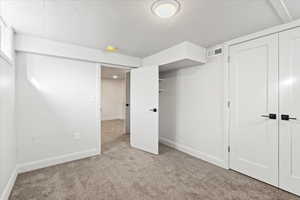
[[227, 56, 231, 63], [228, 146, 231, 153], [227, 101, 231, 108]]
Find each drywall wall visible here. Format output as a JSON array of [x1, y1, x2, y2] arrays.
[[0, 22, 17, 200], [15, 34, 141, 68], [15, 52, 100, 172], [101, 78, 126, 121], [143, 41, 206, 67], [0, 56, 17, 200], [159, 55, 226, 168]]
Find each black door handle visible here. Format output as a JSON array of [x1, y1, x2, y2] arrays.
[[281, 114, 297, 121], [149, 108, 157, 112], [261, 113, 277, 119]]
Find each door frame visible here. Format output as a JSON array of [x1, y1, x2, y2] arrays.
[[226, 34, 279, 187], [96, 64, 134, 154], [96, 64, 102, 154], [223, 21, 300, 170], [125, 71, 131, 134]]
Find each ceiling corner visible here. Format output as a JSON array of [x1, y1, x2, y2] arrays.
[[268, 0, 293, 23]]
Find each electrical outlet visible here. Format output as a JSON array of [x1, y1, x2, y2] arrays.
[[73, 132, 81, 140]]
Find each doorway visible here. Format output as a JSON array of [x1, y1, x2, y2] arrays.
[[99, 65, 160, 155], [100, 66, 130, 152]]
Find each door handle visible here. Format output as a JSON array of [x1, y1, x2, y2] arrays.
[[261, 113, 277, 119], [281, 114, 297, 121], [149, 108, 157, 112]]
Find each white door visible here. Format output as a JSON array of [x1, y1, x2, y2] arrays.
[[279, 27, 300, 196], [229, 34, 279, 186], [130, 66, 159, 154], [125, 72, 130, 134]]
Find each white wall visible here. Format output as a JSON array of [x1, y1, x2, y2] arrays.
[[15, 52, 100, 172], [101, 78, 126, 121], [143, 41, 206, 67], [159, 55, 226, 168], [15, 34, 141, 68], [0, 20, 16, 200], [0, 56, 16, 200]]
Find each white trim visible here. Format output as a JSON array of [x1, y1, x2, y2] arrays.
[[226, 19, 300, 46], [102, 63, 135, 70], [0, 167, 18, 200], [268, 0, 292, 23], [160, 137, 226, 169], [0, 51, 13, 66], [223, 45, 230, 170], [222, 18, 300, 172], [18, 149, 99, 173], [0, 16, 9, 27], [96, 64, 102, 155]]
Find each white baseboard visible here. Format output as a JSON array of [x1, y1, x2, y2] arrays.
[[0, 167, 18, 200], [102, 118, 125, 121], [160, 137, 225, 169], [0, 149, 100, 199], [18, 149, 100, 173]]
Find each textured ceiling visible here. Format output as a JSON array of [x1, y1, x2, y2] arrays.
[[1, 0, 300, 57]]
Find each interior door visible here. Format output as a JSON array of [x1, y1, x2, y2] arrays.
[[125, 72, 130, 134], [130, 66, 159, 154], [229, 34, 279, 186], [279, 27, 300, 196]]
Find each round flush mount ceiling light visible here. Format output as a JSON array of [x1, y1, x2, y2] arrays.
[[151, 0, 180, 18]]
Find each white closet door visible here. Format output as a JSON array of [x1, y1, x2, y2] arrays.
[[130, 66, 159, 154], [229, 34, 279, 186], [279, 27, 300, 196]]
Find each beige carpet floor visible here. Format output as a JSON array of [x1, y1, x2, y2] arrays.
[[10, 120, 300, 200], [101, 119, 126, 153]]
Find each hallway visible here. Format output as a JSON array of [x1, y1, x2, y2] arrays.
[[101, 119, 127, 152]]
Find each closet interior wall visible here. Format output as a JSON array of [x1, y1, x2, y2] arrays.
[[159, 54, 226, 168]]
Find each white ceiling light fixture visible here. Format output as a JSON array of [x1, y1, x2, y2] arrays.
[[112, 75, 118, 79], [151, 0, 180, 18]]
